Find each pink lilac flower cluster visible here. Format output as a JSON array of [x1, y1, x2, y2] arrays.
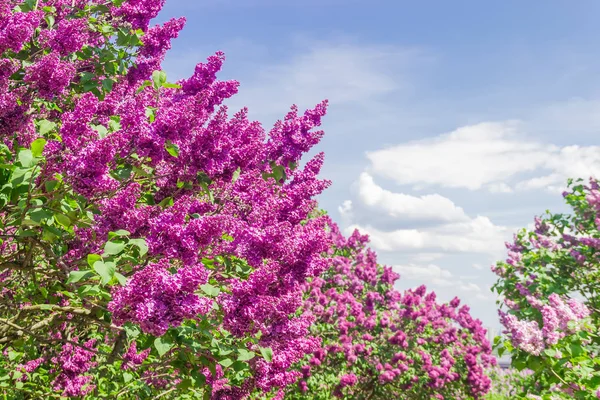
[[108, 260, 213, 336], [15, 357, 44, 381], [121, 342, 151, 370], [497, 265, 591, 355], [1, 0, 332, 397], [288, 219, 495, 399], [50, 339, 97, 397]]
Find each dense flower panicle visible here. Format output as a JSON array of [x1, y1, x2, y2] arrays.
[[499, 312, 545, 355], [0, 10, 42, 53], [108, 260, 212, 336], [122, 342, 151, 370], [140, 17, 186, 58], [113, 0, 166, 30], [50, 339, 97, 397], [47, 18, 89, 55], [23, 52, 76, 100]]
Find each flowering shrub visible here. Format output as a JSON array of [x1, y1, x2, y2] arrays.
[[492, 178, 600, 399], [280, 220, 495, 399], [0, 0, 331, 398]]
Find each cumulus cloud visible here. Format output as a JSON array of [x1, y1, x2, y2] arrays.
[[355, 172, 469, 222], [393, 264, 492, 301], [347, 215, 508, 257], [366, 121, 600, 192], [393, 263, 453, 286], [338, 199, 353, 222]]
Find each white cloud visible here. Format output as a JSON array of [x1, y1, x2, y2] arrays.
[[487, 182, 513, 193], [347, 215, 508, 256], [393, 263, 453, 286], [366, 121, 600, 192], [393, 264, 493, 301], [411, 253, 444, 263], [355, 172, 469, 222], [338, 200, 353, 222]]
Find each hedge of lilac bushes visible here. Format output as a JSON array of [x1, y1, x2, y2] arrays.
[[282, 220, 495, 400], [0, 0, 499, 398]]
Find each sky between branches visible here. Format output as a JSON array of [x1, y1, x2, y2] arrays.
[[155, 0, 600, 330]]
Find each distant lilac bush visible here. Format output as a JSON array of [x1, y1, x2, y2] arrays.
[[492, 178, 600, 398], [280, 220, 495, 399]]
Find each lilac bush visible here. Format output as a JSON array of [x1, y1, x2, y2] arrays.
[[492, 178, 600, 398], [0, 0, 331, 397], [279, 219, 495, 399]]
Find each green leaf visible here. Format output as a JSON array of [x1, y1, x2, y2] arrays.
[[158, 197, 173, 208], [30, 138, 47, 157], [103, 240, 126, 255], [162, 83, 181, 89], [570, 343, 584, 357], [124, 323, 140, 339], [272, 165, 286, 183], [123, 372, 133, 383], [136, 80, 152, 94], [109, 229, 130, 238], [66, 270, 94, 284], [200, 284, 220, 297], [237, 349, 255, 361], [18, 149, 34, 168], [154, 336, 173, 357], [102, 78, 114, 92], [544, 348, 557, 358], [165, 142, 179, 157], [87, 254, 102, 268], [152, 70, 167, 90], [218, 358, 233, 368], [232, 167, 241, 184], [129, 238, 148, 256], [54, 213, 72, 227], [108, 117, 121, 132], [145, 106, 157, 122], [259, 347, 273, 363], [29, 208, 53, 223], [37, 119, 56, 135], [177, 378, 192, 390], [92, 124, 108, 139], [45, 14, 55, 28], [93, 261, 116, 285], [114, 272, 127, 286]]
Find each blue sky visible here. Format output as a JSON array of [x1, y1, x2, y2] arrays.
[[155, 1, 600, 331]]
